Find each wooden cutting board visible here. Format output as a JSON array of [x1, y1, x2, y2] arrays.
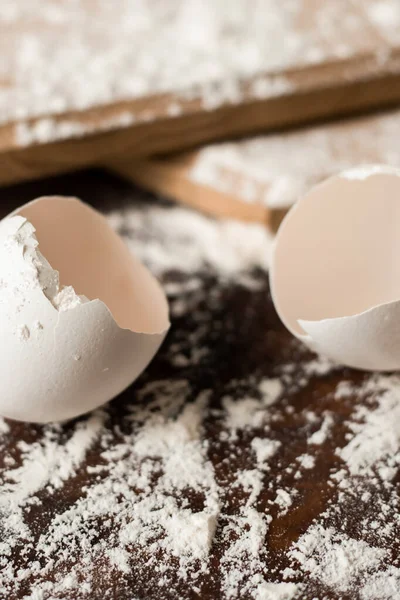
[[2, 0, 400, 185], [109, 107, 400, 229]]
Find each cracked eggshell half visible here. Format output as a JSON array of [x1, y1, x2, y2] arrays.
[[0, 196, 169, 423], [270, 165, 400, 371]]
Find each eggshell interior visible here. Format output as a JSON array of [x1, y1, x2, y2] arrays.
[[0, 196, 170, 423], [271, 167, 400, 337], [17, 196, 168, 334]]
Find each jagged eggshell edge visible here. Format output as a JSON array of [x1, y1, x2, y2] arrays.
[[270, 165, 400, 371], [0, 196, 170, 422]]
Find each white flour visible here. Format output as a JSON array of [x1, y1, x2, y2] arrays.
[[288, 372, 400, 599], [290, 526, 387, 592], [0, 0, 396, 145], [338, 375, 400, 479], [366, 0, 400, 44], [0, 192, 400, 598], [189, 109, 400, 208], [108, 203, 273, 277], [308, 412, 334, 445]]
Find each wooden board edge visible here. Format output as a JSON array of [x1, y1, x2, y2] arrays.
[[108, 159, 270, 225], [2, 49, 400, 186]]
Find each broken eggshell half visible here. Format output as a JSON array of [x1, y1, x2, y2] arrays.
[[270, 165, 400, 371], [0, 196, 169, 423]]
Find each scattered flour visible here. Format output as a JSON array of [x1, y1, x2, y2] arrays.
[[0, 1, 396, 145], [110, 199, 400, 599], [251, 437, 281, 466], [1, 191, 400, 598], [359, 566, 400, 600], [16, 111, 137, 147], [338, 375, 400, 478], [308, 412, 334, 445], [290, 525, 387, 592], [220, 507, 271, 598], [274, 489, 293, 514], [366, 0, 400, 44], [259, 378, 283, 406], [0, 418, 10, 435], [189, 109, 400, 208], [296, 454, 315, 470], [223, 395, 267, 431], [109, 204, 273, 277], [288, 372, 400, 598], [235, 469, 264, 506], [223, 376, 283, 433], [254, 581, 299, 600]]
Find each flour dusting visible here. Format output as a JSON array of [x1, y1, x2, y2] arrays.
[[189, 109, 400, 208], [0, 0, 396, 145], [0, 185, 400, 598]]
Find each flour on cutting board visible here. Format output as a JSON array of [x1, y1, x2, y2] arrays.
[[0, 0, 397, 145], [0, 196, 400, 598], [189, 109, 400, 208]]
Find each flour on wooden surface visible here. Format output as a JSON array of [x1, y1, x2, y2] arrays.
[[0, 0, 396, 145], [290, 526, 387, 591], [308, 412, 334, 445], [189, 109, 400, 208], [15, 111, 137, 147], [338, 375, 400, 478], [1, 193, 400, 598], [108, 203, 272, 277], [288, 372, 400, 598], [366, 0, 400, 44]]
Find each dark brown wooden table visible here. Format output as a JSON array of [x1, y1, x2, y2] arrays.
[[0, 170, 397, 600]]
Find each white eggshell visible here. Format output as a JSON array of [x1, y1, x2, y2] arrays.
[[270, 165, 400, 371], [0, 196, 169, 422]]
